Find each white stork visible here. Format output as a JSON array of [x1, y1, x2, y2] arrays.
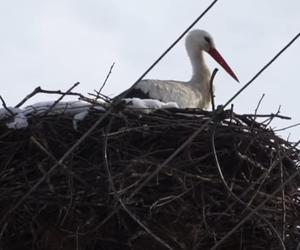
[[120, 29, 239, 109]]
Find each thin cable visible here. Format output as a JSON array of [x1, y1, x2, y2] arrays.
[[223, 32, 300, 109]]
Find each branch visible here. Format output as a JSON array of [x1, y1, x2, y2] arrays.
[[15, 84, 85, 108], [0, 96, 15, 116], [43, 82, 80, 116], [209, 68, 218, 111], [95, 62, 115, 100]]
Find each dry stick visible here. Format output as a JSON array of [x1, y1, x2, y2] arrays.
[[249, 93, 265, 131], [238, 113, 290, 120], [102, 121, 174, 250], [0, 96, 15, 116], [263, 105, 282, 127], [43, 82, 80, 116], [15, 82, 81, 110], [209, 68, 218, 111], [209, 142, 300, 250], [0, 2, 219, 226], [254, 93, 265, 115], [0, 222, 8, 242], [211, 128, 286, 250], [15, 87, 42, 108], [274, 122, 300, 132], [15, 84, 85, 108], [278, 150, 286, 242], [96, 62, 115, 100]]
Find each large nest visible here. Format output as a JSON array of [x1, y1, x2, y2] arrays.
[[0, 100, 300, 250]]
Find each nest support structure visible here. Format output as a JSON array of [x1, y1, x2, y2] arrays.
[[0, 107, 300, 250]]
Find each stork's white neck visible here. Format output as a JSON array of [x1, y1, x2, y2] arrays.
[[187, 50, 211, 108], [189, 50, 210, 84]]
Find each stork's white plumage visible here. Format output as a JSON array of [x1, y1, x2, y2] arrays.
[[121, 29, 239, 109]]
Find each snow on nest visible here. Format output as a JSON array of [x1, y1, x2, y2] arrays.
[[0, 98, 178, 130], [123, 98, 178, 112], [0, 101, 95, 130]]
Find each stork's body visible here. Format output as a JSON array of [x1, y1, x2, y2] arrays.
[[121, 30, 239, 109]]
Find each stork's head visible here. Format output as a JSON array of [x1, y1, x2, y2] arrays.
[[185, 29, 239, 82]]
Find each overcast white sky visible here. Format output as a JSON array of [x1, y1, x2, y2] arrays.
[[0, 0, 299, 140]]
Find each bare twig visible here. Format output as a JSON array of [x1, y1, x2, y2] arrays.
[[15, 85, 86, 108], [274, 122, 300, 132], [279, 151, 286, 242], [95, 62, 115, 100], [43, 82, 80, 116], [209, 68, 218, 111], [237, 113, 291, 120], [15, 87, 42, 108], [254, 93, 265, 115], [0, 96, 15, 116]]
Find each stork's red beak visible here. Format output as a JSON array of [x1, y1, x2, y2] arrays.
[[208, 48, 239, 82]]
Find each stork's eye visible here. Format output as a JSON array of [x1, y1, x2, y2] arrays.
[[204, 36, 211, 44]]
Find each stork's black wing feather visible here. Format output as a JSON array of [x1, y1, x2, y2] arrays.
[[114, 87, 151, 100]]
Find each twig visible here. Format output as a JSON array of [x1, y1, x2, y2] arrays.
[[43, 82, 80, 116], [274, 122, 300, 132], [263, 105, 282, 126], [15, 84, 86, 108], [237, 113, 291, 120], [96, 62, 115, 100], [254, 93, 265, 115], [0, 96, 15, 116], [0, 222, 8, 242], [279, 151, 286, 242], [209, 68, 218, 111], [249, 93, 265, 130], [15, 87, 42, 108]]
